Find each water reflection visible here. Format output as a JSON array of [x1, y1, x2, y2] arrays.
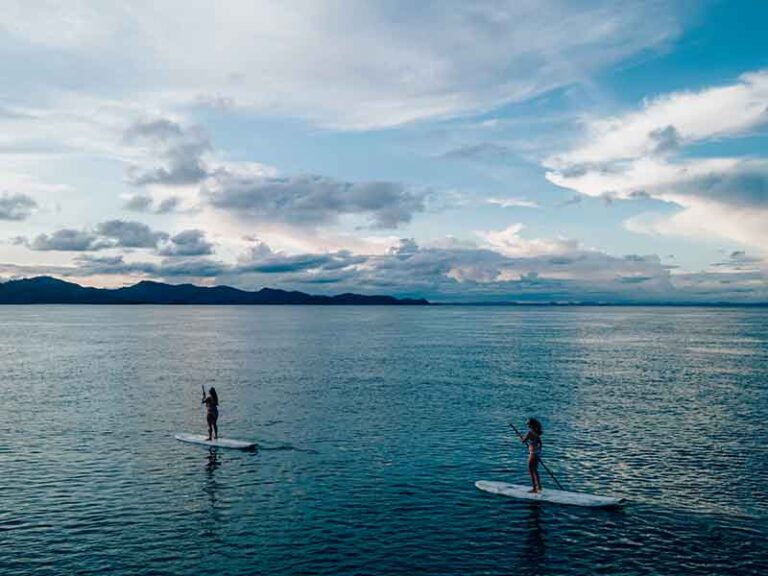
[[522, 505, 546, 574], [205, 448, 221, 475], [202, 448, 222, 538]]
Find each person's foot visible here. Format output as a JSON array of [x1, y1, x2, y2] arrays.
[[206, 436, 212, 441], [528, 488, 538, 493]]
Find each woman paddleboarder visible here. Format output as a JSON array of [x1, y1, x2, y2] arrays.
[[521, 418, 543, 493], [202, 386, 219, 441]]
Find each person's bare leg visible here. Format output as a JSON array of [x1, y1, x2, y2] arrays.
[[528, 456, 538, 492], [213, 418, 218, 439], [207, 416, 213, 441]]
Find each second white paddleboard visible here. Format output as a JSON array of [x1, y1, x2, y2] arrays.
[[475, 480, 623, 507], [175, 433, 257, 450]]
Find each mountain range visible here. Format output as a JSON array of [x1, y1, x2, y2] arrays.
[[0, 276, 429, 305]]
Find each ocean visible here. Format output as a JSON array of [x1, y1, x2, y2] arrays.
[[1, 305, 766, 575]]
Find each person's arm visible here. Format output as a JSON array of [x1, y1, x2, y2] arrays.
[[521, 431, 531, 444]]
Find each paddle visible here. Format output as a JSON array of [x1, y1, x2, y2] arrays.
[[509, 422, 565, 490]]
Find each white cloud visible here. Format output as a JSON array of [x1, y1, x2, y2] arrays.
[[476, 223, 578, 257], [487, 197, 540, 208], [545, 70, 768, 252], [547, 70, 768, 167], [0, 1, 683, 130], [624, 198, 768, 251]]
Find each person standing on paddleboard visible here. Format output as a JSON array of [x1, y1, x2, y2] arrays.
[[202, 386, 219, 441], [522, 418, 543, 493]]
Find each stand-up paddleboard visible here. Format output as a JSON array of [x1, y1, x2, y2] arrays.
[[475, 480, 623, 508], [175, 433, 257, 450]]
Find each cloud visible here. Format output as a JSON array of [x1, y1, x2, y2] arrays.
[[477, 223, 577, 257], [95, 219, 168, 248], [441, 143, 514, 162], [124, 194, 153, 212], [23, 219, 170, 252], [121, 117, 426, 229], [72, 254, 226, 278], [157, 229, 213, 257], [0, 192, 37, 220], [711, 250, 765, 272], [545, 70, 768, 251], [486, 197, 540, 209], [30, 229, 102, 251], [6, 232, 765, 303], [204, 171, 427, 229], [124, 118, 210, 186], [548, 70, 768, 167], [124, 194, 182, 213], [0, 1, 684, 130], [648, 125, 681, 154], [235, 241, 366, 274]]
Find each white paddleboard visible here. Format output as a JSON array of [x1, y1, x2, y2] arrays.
[[175, 433, 257, 450], [475, 480, 623, 508]]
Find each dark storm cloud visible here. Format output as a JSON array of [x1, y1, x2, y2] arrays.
[[95, 220, 168, 248], [157, 229, 213, 257], [0, 192, 37, 221], [204, 172, 426, 229], [154, 257, 227, 277], [235, 242, 366, 274], [30, 229, 102, 251], [73, 254, 155, 274], [24, 220, 170, 252], [73, 254, 226, 277], [124, 118, 210, 186]]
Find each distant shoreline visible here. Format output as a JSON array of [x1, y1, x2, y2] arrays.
[[1, 276, 765, 307], [0, 276, 429, 306]]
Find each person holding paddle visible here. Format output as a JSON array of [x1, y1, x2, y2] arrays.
[[202, 386, 219, 441], [509, 419, 564, 493], [521, 418, 543, 493]]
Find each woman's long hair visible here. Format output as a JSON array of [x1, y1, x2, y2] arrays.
[[209, 387, 219, 407], [527, 418, 543, 436]]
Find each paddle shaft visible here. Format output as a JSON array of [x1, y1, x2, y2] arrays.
[[509, 423, 565, 490]]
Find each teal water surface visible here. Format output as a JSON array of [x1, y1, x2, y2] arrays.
[[1, 306, 766, 575]]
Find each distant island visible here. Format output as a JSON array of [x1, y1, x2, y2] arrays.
[[0, 276, 429, 305]]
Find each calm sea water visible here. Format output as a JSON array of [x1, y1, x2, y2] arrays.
[[1, 306, 766, 575]]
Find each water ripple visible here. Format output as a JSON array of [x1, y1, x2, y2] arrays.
[[0, 305, 766, 575]]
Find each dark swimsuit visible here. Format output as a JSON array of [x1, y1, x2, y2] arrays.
[[528, 434, 542, 461]]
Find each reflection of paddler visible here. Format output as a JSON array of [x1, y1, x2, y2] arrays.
[[201, 386, 219, 441]]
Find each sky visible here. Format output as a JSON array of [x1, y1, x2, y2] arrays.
[[0, 0, 766, 303]]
